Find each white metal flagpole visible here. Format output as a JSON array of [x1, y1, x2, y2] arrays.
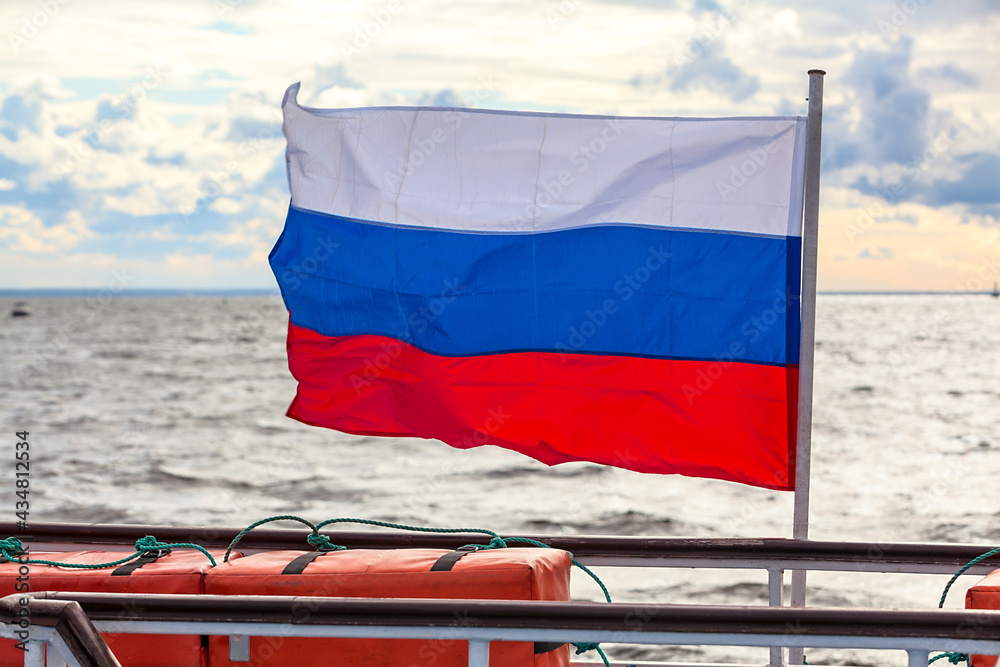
[[788, 68, 825, 666]]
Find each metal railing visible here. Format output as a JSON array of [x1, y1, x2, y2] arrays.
[[4, 522, 1000, 667], [0, 593, 120, 667], [2, 592, 1000, 667], [8, 522, 1000, 575]]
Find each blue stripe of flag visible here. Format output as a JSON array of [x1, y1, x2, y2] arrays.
[[270, 205, 801, 365]]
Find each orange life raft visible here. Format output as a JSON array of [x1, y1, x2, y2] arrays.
[[966, 568, 1000, 667], [204, 547, 571, 667], [0, 549, 236, 667]]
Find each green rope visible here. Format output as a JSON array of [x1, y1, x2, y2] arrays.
[[938, 546, 1000, 608], [227, 516, 507, 562], [315, 517, 505, 547], [573, 642, 610, 664], [224, 514, 346, 563], [0, 535, 216, 568], [929, 545, 1000, 666], [306, 532, 341, 552], [496, 536, 612, 602]]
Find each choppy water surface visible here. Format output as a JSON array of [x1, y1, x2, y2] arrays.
[[2, 293, 999, 665]]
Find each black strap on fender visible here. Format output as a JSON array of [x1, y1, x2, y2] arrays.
[[281, 551, 327, 575], [430, 545, 479, 572], [111, 549, 170, 576], [534, 642, 566, 654], [430, 547, 566, 654]]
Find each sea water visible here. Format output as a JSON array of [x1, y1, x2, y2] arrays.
[[2, 293, 999, 665]]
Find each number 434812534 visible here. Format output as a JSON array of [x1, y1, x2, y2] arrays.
[[14, 431, 29, 530]]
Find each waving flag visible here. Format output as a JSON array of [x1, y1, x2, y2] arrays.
[[271, 83, 807, 490]]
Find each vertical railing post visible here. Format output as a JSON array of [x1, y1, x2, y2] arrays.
[[768, 567, 785, 667], [907, 650, 930, 667], [789, 67, 825, 666], [468, 640, 490, 667], [23, 639, 45, 667], [44, 641, 64, 667], [229, 634, 250, 662]]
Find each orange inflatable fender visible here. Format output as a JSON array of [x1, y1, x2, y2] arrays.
[[0, 549, 237, 667], [966, 568, 1000, 667], [205, 547, 571, 666]]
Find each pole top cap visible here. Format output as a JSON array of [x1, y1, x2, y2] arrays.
[[808, 69, 827, 76]]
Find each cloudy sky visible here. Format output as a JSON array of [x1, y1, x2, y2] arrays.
[[1, 0, 997, 291]]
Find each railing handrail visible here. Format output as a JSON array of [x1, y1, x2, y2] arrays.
[[0, 594, 121, 667], [28, 591, 1000, 641], [5, 521, 1000, 572], [6, 592, 1000, 667]]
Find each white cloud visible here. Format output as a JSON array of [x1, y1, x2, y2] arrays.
[[771, 9, 800, 38], [0, 0, 997, 288], [819, 191, 1000, 291], [0, 251, 124, 288], [209, 197, 244, 215], [0, 207, 96, 254], [200, 207, 284, 249]]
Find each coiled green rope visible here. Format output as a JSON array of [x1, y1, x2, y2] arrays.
[[0, 535, 216, 568], [224, 515, 498, 562], [226, 515, 615, 666], [929, 545, 1000, 667]]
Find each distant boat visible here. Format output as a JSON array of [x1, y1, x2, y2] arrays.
[[10, 301, 30, 317], [992, 281, 999, 299]]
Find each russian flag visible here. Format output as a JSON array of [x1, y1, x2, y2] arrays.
[[271, 83, 807, 491]]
